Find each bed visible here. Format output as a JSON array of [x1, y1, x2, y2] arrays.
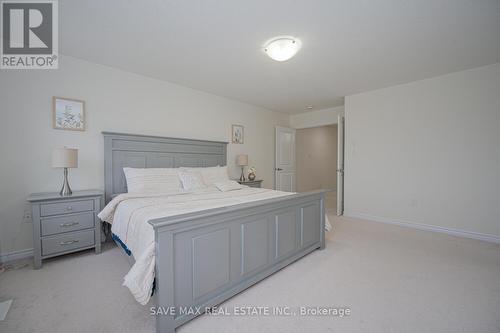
[[101, 132, 327, 333]]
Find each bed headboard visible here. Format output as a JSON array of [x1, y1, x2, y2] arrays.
[[103, 132, 228, 203]]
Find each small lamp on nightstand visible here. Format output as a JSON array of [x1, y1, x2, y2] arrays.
[[52, 148, 78, 196], [236, 154, 248, 182]]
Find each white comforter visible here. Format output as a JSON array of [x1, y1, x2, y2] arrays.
[[98, 187, 332, 305]]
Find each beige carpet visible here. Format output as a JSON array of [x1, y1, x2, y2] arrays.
[[1, 213, 499, 333]]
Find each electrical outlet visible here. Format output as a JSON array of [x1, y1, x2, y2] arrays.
[[23, 210, 32, 223]]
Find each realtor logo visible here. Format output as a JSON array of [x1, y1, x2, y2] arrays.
[[1, 0, 58, 69]]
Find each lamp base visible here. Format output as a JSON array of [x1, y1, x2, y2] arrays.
[[59, 168, 73, 196], [239, 167, 246, 182]]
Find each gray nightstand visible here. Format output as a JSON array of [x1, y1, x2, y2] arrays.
[[237, 179, 263, 188], [27, 190, 104, 269]]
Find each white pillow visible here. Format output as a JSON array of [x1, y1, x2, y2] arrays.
[[201, 166, 230, 185], [180, 166, 230, 186], [214, 180, 244, 192], [123, 168, 183, 193], [178, 171, 206, 190]]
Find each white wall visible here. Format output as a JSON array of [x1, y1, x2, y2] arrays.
[[296, 125, 337, 192], [0, 56, 289, 256], [344, 63, 500, 239], [290, 106, 344, 129]]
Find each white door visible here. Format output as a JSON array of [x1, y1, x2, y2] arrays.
[[337, 114, 345, 215], [275, 126, 296, 192]]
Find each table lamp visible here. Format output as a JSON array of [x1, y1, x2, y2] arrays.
[[52, 148, 78, 196], [236, 154, 248, 182]]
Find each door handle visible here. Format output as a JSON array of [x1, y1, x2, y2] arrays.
[[275, 168, 283, 171]]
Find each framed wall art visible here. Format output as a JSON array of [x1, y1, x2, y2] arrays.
[[232, 124, 244, 144], [53, 97, 85, 131]]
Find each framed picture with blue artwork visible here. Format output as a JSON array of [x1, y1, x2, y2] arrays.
[[52, 97, 85, 131]]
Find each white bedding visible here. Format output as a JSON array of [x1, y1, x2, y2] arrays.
[[98, 187, 332, 305]]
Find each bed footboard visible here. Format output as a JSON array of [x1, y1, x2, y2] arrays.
[[149, 190, 327, 333]]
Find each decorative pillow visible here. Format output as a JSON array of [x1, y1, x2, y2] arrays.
[[213, 180, 244, 192], [123, 168, 183, 193], [178, 171, 206, 191]]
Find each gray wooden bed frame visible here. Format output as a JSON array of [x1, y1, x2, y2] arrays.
[[103, 132, 326, 333]]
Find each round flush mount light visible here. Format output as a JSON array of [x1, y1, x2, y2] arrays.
[[263, 36, 302, 62]]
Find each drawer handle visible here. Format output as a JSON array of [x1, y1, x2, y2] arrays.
[[60, 221, 79, 227], [66, 206, 73, 211], [60, 240, 79, 246]]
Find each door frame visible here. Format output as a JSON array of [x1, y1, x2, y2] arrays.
[[337, 114, 345, 216]]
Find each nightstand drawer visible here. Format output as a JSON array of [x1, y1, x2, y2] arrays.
[[237, 180, 263, 188], [40, 199, 94, 217], [41, 212, 95, 236], [42, 229, 95, 256]]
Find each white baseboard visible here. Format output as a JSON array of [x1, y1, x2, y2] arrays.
[[0, 248, 33, 264], [344, 212, 500, 244]]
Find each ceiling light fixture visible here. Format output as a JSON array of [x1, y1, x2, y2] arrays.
[[306, 106, 313, 110], [263, 36, 302, 62]]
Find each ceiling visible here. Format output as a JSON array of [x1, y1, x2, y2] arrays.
[[59, 0, 500, 114]]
